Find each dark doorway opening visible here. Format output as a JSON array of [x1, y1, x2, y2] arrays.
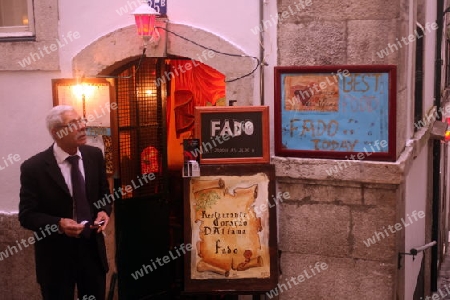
[[110, 57, 237, 299]]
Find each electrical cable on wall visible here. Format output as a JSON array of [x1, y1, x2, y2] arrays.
[[156, 26, 261, 83], [96, 26, 260, 83]]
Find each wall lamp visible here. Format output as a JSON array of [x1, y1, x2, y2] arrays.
[[72, 83, 96, 118], [128, 1, 261, 83], [131, 1, 160, 47]]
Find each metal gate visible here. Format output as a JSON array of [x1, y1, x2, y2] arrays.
[[113, 57, 170, 300]]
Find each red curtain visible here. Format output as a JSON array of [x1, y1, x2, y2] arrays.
[[166, 59, 226, 169], [170, 59, 226, 106]]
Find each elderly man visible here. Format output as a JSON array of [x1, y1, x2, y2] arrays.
[[19, 105, 112, 300]]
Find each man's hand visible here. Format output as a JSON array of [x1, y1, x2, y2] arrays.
[[91, 211, 109, 233], [59, 218, 85, 237]]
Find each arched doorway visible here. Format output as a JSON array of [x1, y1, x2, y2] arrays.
[[72, 24, 257, 299], [72, 24, 255, 106]]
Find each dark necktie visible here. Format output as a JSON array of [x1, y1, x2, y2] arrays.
[[66, 155, 91, 238]]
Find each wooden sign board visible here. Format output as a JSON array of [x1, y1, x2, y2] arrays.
[[274, 65, 397, 161], [184, 164, 278, 293], [194, 106, 270, 164]]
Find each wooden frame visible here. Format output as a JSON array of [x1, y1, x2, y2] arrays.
[[184, 164, 278, 293], [274, 65, 397, 161], [52, 78, 114, 126], [52, 78, 116, 174], [194, 106, 270, 164]]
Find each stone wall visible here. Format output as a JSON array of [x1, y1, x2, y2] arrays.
[[0, 212, 118, 300], [0, 213, 40, 299], [275, 178, 400, 299], [274, 0, 410, 298]]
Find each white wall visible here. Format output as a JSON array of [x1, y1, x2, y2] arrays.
[[261, 0, 278, 154], [403, 1, 436, 298], [423, 1, 437, 113], [0, 72, 60, 211], [404, 146, 429, 300], [58, 0, 262, 76]]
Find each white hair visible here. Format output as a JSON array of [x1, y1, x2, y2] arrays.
[[46, 105, 76, 134]]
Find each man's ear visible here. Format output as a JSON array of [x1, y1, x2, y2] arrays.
[[50, 128, 59, 141]]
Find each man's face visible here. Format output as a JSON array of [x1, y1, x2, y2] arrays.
[[52, 110, 87, 150]]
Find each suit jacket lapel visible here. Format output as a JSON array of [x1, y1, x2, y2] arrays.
[[44, 146, 71, 196]]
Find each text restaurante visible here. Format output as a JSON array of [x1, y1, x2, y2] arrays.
[[201, 211, 248, 235]]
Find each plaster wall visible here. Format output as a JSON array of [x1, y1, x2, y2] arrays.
[[0, 71, 58, 211], [404, 140, 431, 300], [57, 0, 260, 76], [423, 3, 438, 114], [401, 1, 437, 298]]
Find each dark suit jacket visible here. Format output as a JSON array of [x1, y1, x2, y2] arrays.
[[19, 144, 112, 285]]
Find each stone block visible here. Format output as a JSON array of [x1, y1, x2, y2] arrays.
[[278, 253, 395, 299], [0, 213, 40, 300], [278, 21, 347, 66], [0, 211, 118, 299], [363, 185, 398, 206], [273, 156, 405, 184], [73, 25, 145, 77], [347, 19, 398, 64], [277, 180, 363, 205], [352, 207, 397, 261], [279, 203, 351, 257], [278, 0, 398, 21]]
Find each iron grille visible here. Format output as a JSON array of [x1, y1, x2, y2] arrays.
[[115, 58, 165, 199]]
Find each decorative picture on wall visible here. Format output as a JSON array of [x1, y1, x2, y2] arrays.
[[274, 65, 397, 161]]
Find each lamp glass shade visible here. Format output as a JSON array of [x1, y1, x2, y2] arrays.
[[131, 3, 160, 37], [134, 14, 156, 36]]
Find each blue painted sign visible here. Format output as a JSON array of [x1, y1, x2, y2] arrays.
[[149, 0, 167, 15], [279, 71, 391, 154]]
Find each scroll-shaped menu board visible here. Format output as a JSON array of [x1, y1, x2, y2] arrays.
[[274, 65, 396, 161], [184, 164, 278, 293]]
